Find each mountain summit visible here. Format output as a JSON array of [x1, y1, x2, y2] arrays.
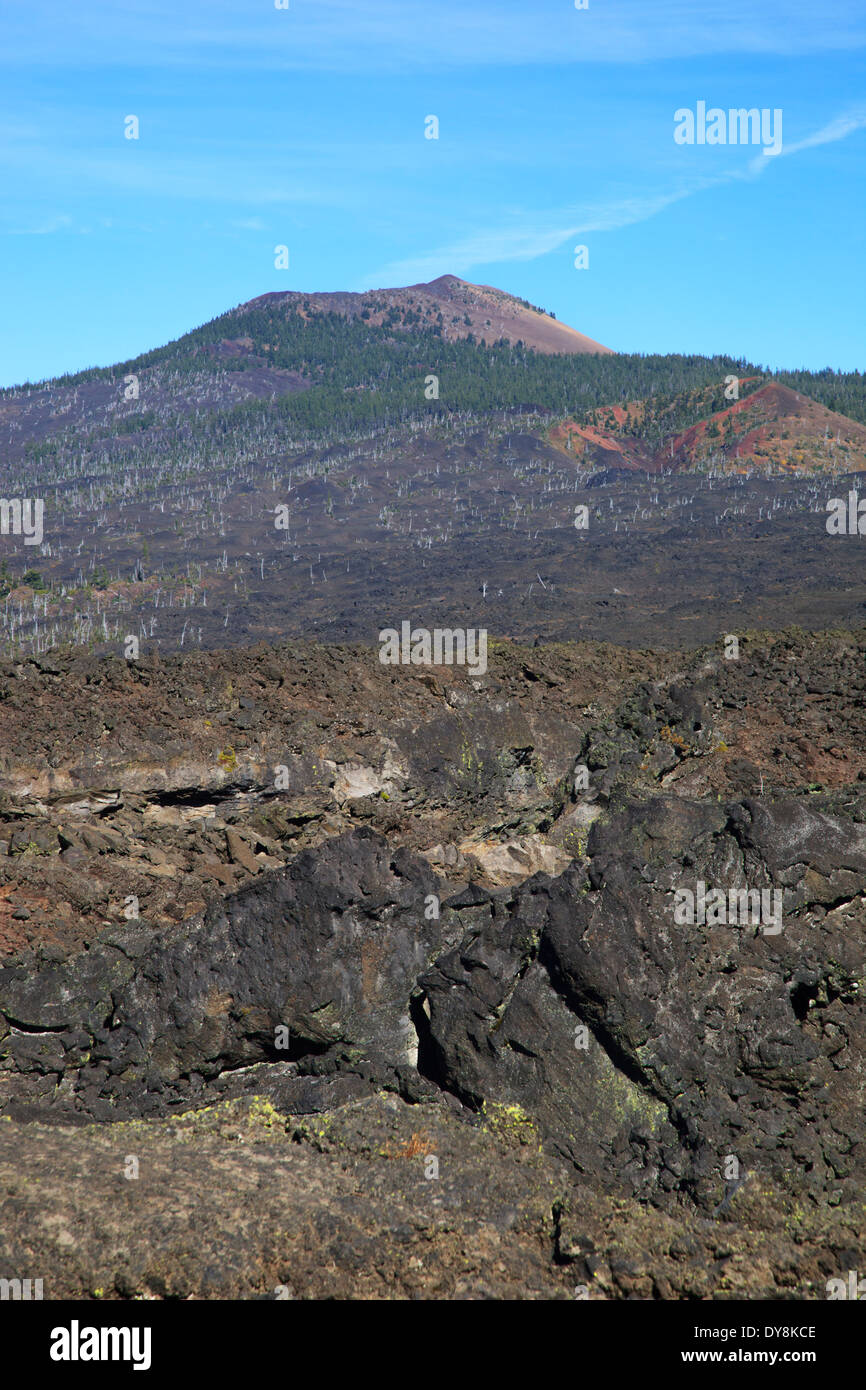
[[244, 273, 612, 356]]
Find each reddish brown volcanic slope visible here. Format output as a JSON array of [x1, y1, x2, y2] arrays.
[[549, 381, 866, 475], [668, 382, 866, 473], [245, 273, 612, 355]]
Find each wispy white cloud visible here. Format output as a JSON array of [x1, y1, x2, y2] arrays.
[[2, 0, 864, 71], [357, 190, 692, 287], [746, 105, 866, 173], [361, 107, 866, 286], [6, 213, 74, 235], [0, 143, 341, 207]]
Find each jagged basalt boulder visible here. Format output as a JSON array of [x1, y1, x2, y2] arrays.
[[416, 794, 866, 1210], [541, 797, 866, 1207], [1, 800, 864, 1224], [0, 828, 463, 1117]]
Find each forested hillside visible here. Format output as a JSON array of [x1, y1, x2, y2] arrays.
[[6, 294, 865, 447]]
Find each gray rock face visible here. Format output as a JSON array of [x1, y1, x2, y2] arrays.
[[1, 799, 864, 1222], [0, 828, 462, 1117], [541, 797, 866, 1208]]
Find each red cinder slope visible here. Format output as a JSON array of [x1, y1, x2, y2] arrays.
[[244, 274, 612, 356]]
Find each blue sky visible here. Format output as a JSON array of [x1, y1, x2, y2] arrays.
[[1, 0, 864, 385]]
